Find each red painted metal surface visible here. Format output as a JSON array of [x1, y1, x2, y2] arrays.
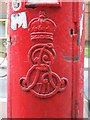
[[7, 0, 84, 118]]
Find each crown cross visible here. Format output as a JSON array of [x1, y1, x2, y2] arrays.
[[28, 11, 56, 41]]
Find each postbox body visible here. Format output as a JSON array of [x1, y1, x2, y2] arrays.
[[7, 0, 84, 118]]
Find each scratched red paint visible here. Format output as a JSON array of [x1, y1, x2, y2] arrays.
[[7, 0, 84, 118]]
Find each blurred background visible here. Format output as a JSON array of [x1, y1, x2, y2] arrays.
[[0, 1, 7, 119], [0, 1, 89, 119]]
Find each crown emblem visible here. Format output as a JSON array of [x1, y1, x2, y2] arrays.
[[28, 11, 56, 41]]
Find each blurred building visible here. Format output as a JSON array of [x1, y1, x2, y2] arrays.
[[0, 2, 7, 119], [0, 1, 89, 44], [85, 1, 90, 45], [0, 2, 7, 18], [0, 1, 89, 119], [0, 2, 7, 39]]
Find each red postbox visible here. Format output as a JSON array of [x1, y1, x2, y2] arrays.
[[7, 0, 85, 118]]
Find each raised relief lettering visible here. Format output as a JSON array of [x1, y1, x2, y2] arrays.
[[20, 11, 68, 98]]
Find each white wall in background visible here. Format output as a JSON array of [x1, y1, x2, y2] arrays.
[[0, 99, 7, 119]]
